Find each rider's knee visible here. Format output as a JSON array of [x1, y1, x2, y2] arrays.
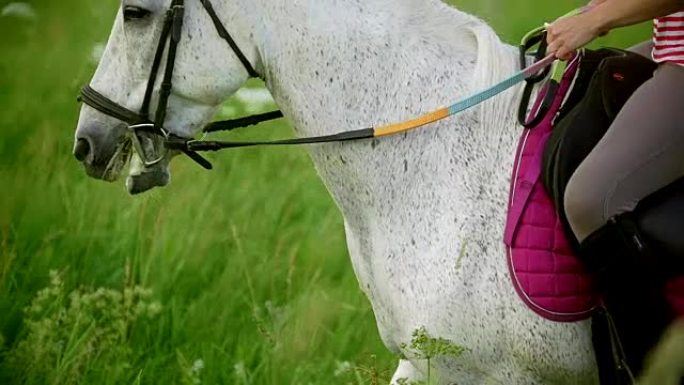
[[564, 170, 607, 241]]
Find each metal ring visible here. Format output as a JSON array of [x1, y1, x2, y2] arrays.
[[127, 124, 167, 167]]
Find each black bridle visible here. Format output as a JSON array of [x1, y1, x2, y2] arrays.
[[79, 0, 287, 170]]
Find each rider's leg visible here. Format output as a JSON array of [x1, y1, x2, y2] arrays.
[[564, 62, 684, 243], [563, 61, 684, 374], [580, 213, 672, 374]]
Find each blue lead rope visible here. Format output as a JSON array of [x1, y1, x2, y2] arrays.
[[447, 54, 557, 116]]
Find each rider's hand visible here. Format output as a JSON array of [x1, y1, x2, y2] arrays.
[[547, 11, 604, 60]]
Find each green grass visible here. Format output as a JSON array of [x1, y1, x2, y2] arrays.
[[0, 0, 649, 384]]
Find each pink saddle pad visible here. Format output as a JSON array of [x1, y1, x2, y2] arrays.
[[504, 57, 684, 322], [504, 58, 597, 322]]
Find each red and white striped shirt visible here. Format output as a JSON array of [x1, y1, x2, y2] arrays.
[[653, 12, 684, 65]]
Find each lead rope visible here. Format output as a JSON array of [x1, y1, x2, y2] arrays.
[[177, 8, 588, 153], [169, 54, 558, 153]]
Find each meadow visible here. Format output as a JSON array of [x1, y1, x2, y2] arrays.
[[0, 0, 648, 384]]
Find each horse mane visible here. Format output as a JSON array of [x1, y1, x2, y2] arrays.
[[259, 0, 520, 138], [456, 10, 520, 135], [416, 0, 519, 130]]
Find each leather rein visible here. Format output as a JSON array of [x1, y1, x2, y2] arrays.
[[79, 0, 562, 171]]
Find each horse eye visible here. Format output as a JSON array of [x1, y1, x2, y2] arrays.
[[123, 6, 151, 21]]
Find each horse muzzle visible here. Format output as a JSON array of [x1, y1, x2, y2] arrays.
[[74, 121, 172, 194]]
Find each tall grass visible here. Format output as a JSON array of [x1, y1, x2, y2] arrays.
[[0, 0, 649, 383]]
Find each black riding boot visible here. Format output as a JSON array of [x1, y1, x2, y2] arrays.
[[580, 213, 674, 382]]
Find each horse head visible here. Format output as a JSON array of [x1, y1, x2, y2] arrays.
[[74, 0, 259, 193]]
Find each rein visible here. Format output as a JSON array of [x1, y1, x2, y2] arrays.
[[79, 0, 576, 170], [167, 54, 556, 154]]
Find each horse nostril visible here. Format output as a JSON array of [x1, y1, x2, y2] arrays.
[[73, 138, 91, 162]]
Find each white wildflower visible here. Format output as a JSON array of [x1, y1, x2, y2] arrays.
[[334, 360, 353, 377], [1, 3, 36, 20], [233, 361, 248, 382], [192, 359, 205, 373]]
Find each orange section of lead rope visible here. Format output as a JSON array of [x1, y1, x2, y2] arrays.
[[373, 108, 450, 137]]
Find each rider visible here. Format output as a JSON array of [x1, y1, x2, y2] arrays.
[[548, 0, 684, 243], [546, 0, 684, 375]]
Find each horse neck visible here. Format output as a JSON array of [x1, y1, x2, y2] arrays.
[[251, 0, 521, 223]]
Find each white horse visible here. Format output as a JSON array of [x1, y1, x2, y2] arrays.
[[74, 0, 599, 383]]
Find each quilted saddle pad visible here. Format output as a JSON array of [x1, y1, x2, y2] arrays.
[[504, 58, 598, 322], [504, 57, 684, 322]]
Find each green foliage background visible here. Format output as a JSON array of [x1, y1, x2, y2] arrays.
[[0, 0, 648, 384]]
